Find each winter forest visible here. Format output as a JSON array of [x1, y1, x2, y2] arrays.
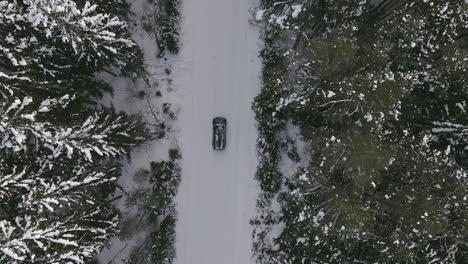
[[0, 0, 180, 263], [253, 0, 468, 263], [1, 0, 468, 263]]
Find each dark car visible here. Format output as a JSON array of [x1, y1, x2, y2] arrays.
[[212, 117, 227, 150]]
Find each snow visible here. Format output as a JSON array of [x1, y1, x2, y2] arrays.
[[174, 0, 261, 263], [251, 121, 310, 261], [255, 9, 265, 21], [275, 15, 287, 28], [291, 4, 302, 18], [439, 3, 448, 14], [278, 121, 309, 179], [364, 112, 373, 122], [96, 0, 182, 261]]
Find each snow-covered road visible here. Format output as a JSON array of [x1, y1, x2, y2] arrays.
[[175, 0, 261, 263]]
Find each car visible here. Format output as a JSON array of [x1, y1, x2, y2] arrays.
[[212, 117, 227, 150]]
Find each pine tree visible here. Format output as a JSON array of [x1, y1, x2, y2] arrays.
[[0, 0, 143, 85], [123, 149, 181, 264], [0, 82, 149, 262], [254, 0, 468, 262], [0, 1, 150, 263]]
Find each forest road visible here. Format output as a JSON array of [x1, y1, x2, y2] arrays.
[[174, 0, 262, 263]]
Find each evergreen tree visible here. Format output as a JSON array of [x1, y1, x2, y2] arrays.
[[0, 0, 143, 88], [0, 1, 150, 263], [124, 149, 181, 264], [254, 0, 468, 262], [0, 84, 149, 263]]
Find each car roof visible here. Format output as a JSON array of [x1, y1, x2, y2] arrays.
[[213, 117, 227, 124]]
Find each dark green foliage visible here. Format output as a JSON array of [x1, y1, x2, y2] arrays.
[[126, 214, 176, 264], [280, 136, 300, 162], [253, 0, 468, 263], [252, 46, 289, 194], [256, 158, 282, 193], [73, 0, 131, 18], [143, 0, 181, 55], [0, 1, 150, 263], [156, 0, 181, 54], [124, 148, 181, 264], [149, 215, 176, 263], [168, 147, 182, 160]]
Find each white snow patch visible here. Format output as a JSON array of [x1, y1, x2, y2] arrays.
[[364, 112, 373, 122], [291, 4, 302, 18], [255, 9, 265, 20]]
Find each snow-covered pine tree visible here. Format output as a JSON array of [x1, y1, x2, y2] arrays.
[[124, 149, 181, 264], [0, 160, 121, 263], [0, 0, 143, 85], [253, 0, 468, 263], [0, 81, 149, 263], [0, 1, 150, 262], [73, 0, 131, 18]]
